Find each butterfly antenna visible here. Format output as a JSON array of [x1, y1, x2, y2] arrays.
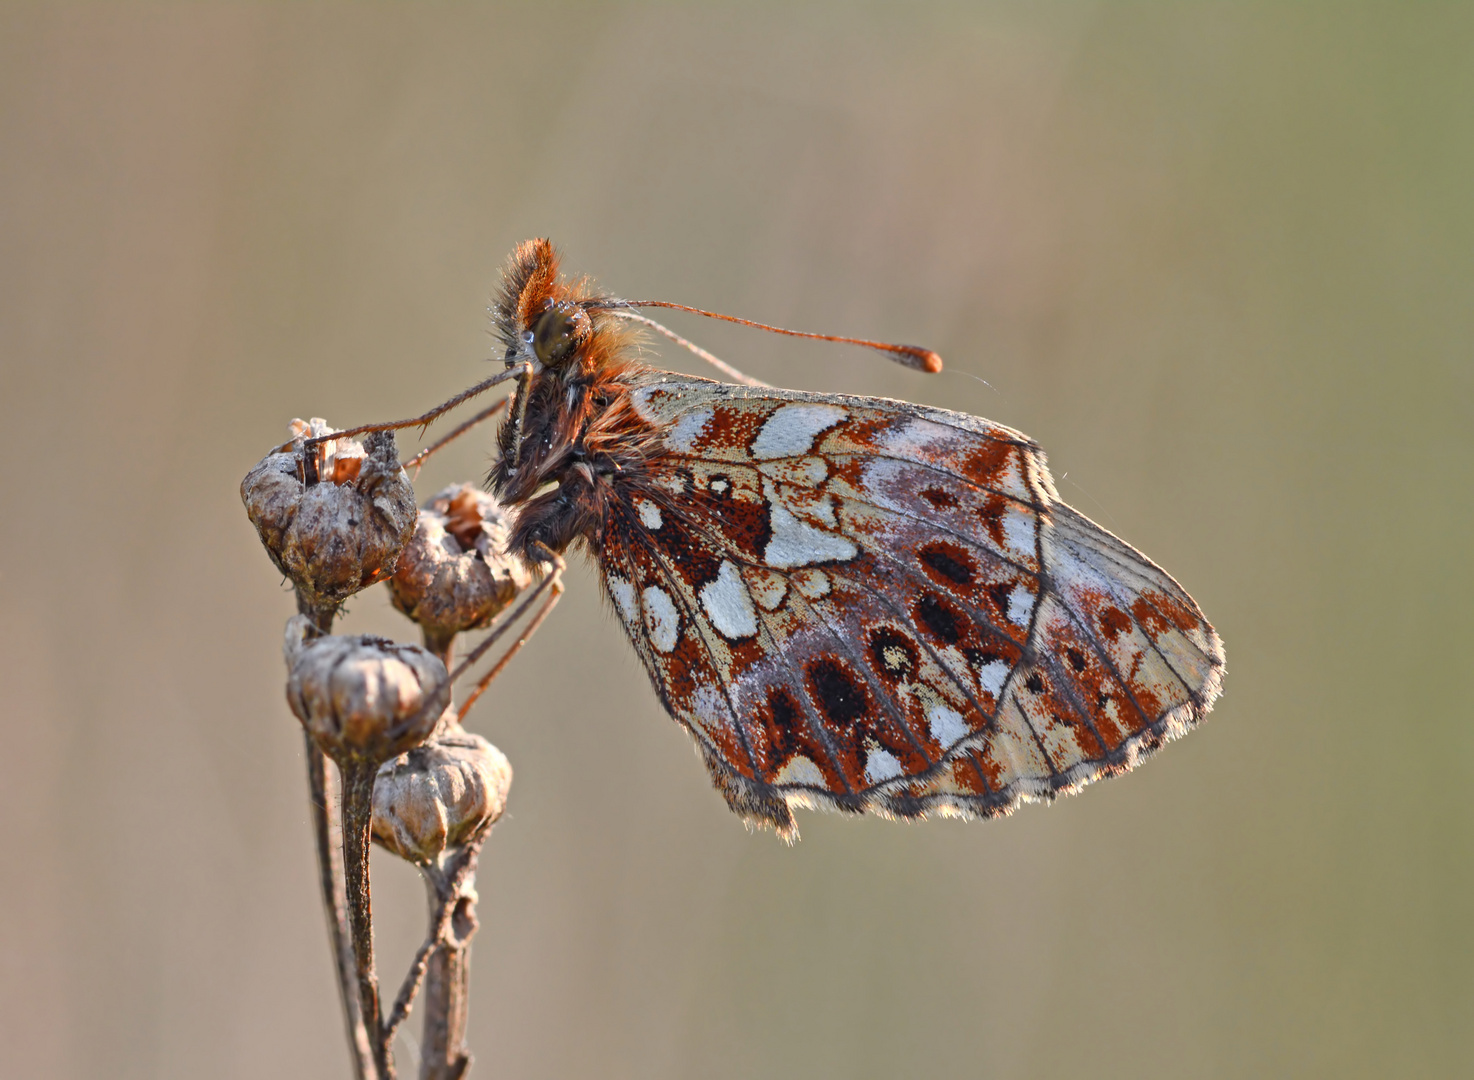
[[617, 299, 943, 374], [608, 310, 769, 387]]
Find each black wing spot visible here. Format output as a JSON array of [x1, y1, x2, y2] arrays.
[[807, 657, 870, 731], [1067, 648, 1087, 673], [965, 646, 1005, 669], [765, 687, 804, 759], [1024, 671, 1044, 694], [916, 592, 963, 646], [918, 543, 975, 586]]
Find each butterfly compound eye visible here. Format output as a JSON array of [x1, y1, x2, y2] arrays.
[[531, 302, 591, 366]]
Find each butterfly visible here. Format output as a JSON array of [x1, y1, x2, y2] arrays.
[[346, 239, 1225, 841]]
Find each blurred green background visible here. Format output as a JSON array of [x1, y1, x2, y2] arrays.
[[2, 4, 1470, 1078]]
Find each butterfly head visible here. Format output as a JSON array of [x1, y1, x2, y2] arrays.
[[488, 241, 655, 559], [527, 300, 592, 369], [493, 238, 633, 379]]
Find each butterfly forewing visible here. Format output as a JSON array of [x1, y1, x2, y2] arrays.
[[598, 374, 1223, 839]]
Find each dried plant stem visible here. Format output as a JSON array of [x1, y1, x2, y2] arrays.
[[418, 838, 488, 1080], [421, 627, 457, 671], [342, 761, 395, 1080], [308, 739, 377, 1080], [382, 823, 487, 1041], [296, 596, 377, 1080]]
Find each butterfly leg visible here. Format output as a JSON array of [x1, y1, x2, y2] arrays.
[[505, 361, 536, 467], [302, 361, 535, 454], [405, 398, 508, 478], [450, 543, 565, 722]]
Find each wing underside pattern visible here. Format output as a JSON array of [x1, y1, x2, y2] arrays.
[[598, 376, 1224, 839]]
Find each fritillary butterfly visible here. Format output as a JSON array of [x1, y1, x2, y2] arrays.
[[450, 240, 1225, 840]]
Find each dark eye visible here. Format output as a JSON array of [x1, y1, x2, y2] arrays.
[[531, 303, 590, 366]]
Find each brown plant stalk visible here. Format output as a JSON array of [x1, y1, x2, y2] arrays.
[[341, 759, 394, 1079], [248, 402, 555, 1078], [298, 596, 377, 1080]]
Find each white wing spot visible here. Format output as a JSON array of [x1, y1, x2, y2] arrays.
[[642, 586, 681, 653], [773, 755, 826, 787], [607, 575, 638, 626], [765, 498, 857, 569], [751, 403, 847, 459], [710, 478, 729, 495], [874, 417, 939, 457], [978, 660, 1010, 698], [699, 561, 758, 640], [864, 747, 904, 784], [635, 498, 663, 530], [810, 493, 839, 527], [1006, 584, 1035, 627], [1001, 507, 1036, 559], [927, 704, 969, 747], [666, 406, 714, 452]]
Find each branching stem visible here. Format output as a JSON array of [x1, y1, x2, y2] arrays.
[[418, 833, 490, 1080], [382, 821, 489, 1044]]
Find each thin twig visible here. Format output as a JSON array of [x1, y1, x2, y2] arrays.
[[384, 933, 443, 1045], [415, 833, 490, 1080], [421, 627, 458, 673]]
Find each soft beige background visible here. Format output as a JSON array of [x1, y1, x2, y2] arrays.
[[2, 4, 1470, 1078]]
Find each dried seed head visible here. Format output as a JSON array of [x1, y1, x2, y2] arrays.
[[372, 730, 513, 863], [388, 484, 532, 640], [283, 615, 449, 766], [242, 419, 417, 610]]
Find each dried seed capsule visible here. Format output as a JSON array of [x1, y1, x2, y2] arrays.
[[242, 419, 417, 611], [388, 484, 532, 646], [372, 730, 513, 863], [283, 615, 449, 766]]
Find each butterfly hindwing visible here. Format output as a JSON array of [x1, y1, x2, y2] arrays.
[[595, 374, 1224, 839]]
